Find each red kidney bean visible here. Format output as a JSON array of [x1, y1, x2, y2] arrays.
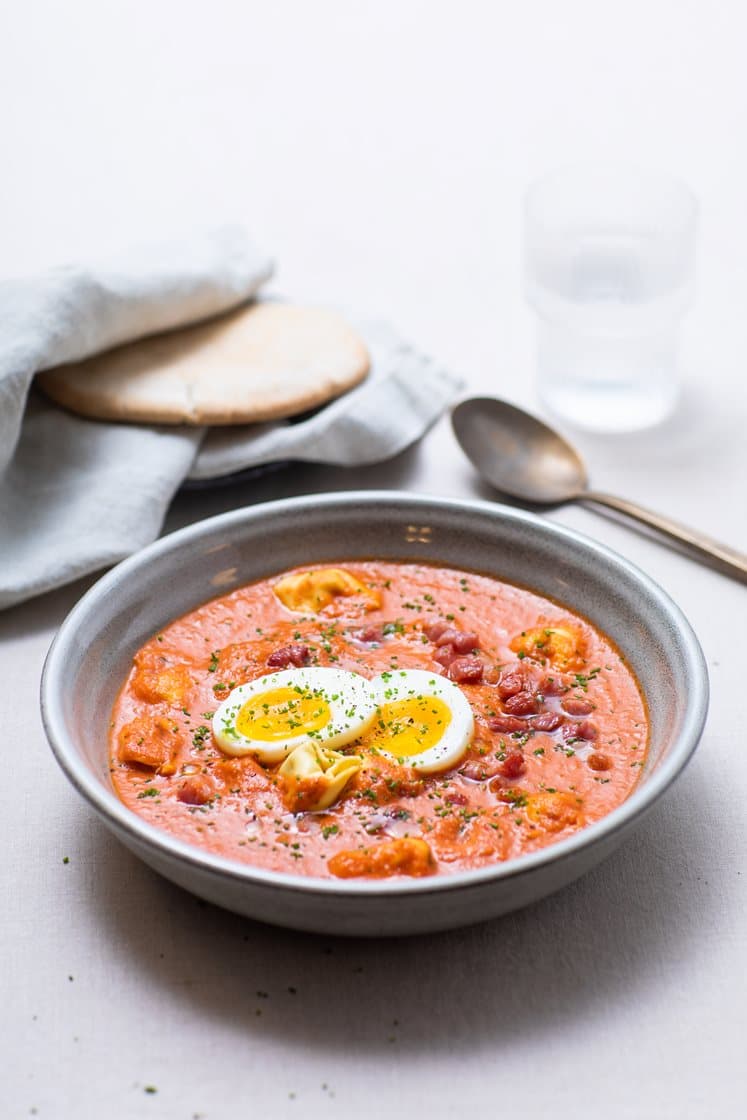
[[497, 671, 527, 699], [444, 790, 468, 806], [177, 775, 213, 806], [460, 758, 501, 781], [487, 714, 527, 733], [503, 690, 540, 716], [452, 631, 479, 653], [266, 643, 310, 668], [564, 720, 598, 742], [561, 696, 595, 716], [498, 750, 526, 779], [447, 656, 484, 684], [587, 752, 611, 771], [357, 626, 382, 644], [434, 645, 456, 667], [529, 711, 564, 732], [425, 620, 451, 642], [434, 627, 462, 648], [540, 674, 570, 696]]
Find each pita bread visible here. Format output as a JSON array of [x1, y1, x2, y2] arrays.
[[37, 303, 370, 425]]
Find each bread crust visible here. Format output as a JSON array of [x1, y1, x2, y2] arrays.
[[37, 303, 370, 425]]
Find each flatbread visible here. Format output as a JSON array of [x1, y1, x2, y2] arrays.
[[37, 303, 371, 425]]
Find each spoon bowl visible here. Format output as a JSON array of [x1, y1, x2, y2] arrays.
[[452, 397, 589, 504]]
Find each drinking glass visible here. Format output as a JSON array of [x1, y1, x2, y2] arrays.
[[524, 165, 698, 432]]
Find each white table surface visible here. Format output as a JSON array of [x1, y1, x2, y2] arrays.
[[2, 2, 746, 1117]]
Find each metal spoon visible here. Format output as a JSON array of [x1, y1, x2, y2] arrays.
[[451, 396, 747, 584]]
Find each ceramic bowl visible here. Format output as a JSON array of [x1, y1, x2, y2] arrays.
[[41, 492, 708, 936]]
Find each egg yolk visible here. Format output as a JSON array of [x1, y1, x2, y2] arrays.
[[236, 687, 332, 741], [366, 696, 452, 757]]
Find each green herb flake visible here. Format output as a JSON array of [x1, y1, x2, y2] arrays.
[[192, 725, 211, 750]]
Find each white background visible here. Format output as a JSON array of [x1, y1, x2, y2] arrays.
[[1, 2, 746, 1117]]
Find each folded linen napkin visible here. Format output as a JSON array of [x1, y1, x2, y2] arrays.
[[190, 320, 459, 480], [0, 229, 462, 609]]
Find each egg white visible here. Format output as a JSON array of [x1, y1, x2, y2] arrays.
[[212, 666, 378, 764], [367, 668, 474, 774]]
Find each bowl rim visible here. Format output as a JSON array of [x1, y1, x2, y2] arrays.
[[40, 490, 709, 899]]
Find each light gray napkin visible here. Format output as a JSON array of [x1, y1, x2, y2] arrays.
[[0, 230, 462, 609], [191, 320, 460, 480]]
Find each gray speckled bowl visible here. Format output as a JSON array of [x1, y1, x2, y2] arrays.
[[41, 492, 708, 936]]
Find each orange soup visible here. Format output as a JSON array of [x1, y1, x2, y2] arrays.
[[109, 562, 648, 879]]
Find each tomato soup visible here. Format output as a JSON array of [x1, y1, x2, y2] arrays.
[[109, 562, 648, 879]]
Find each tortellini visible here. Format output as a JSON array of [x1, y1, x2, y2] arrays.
[[131, 657, 192, 706], [278, 742, 362, 812], [509, 623, 586, 671], [273, 568, 381, 615], [525, 791, 584, 833]]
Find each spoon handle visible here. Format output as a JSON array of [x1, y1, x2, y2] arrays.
[[583, 490, 747, 584]]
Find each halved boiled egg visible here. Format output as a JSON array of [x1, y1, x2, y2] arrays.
[[212, 667, 378, 764], [364, 668, 474, 774]]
